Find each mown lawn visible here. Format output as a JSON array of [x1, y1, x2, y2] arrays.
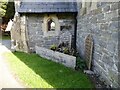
[[2, 35, 11, 40], [4, 52, 94, 88]]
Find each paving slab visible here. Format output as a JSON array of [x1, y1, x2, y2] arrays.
[[0, 42, 24, 89]]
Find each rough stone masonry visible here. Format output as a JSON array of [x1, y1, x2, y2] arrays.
[[77, 2, 119, 88], [11, 1, 119, 88], [35, 46, 76, 69]]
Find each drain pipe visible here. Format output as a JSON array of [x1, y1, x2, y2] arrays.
[[74, 12, 78, 52]]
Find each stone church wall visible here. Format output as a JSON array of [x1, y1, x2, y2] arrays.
[[77, 2, 119, 87], [11, 13, 29, 52], [26, 13, 75, 52], [12, 1, 120, 88]]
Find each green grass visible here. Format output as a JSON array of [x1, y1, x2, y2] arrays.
[[4, 52, 94, 88], [2, 35, 11, 40]]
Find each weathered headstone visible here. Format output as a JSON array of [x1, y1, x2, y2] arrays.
[[85, 34, 93, 70]]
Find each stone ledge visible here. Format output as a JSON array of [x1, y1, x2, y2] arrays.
[[35, 46, 76, 69]]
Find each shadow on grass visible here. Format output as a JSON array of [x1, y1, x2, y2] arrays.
[[12, 52, 94, 88]]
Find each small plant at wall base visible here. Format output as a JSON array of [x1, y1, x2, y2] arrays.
[[50, 43, 87, 71], [63, 47, 69, 54], [76, 56, 87, 71], [69, 48, 75, 56], [50, 42, 76, 56], [50, 44, 57, 51]]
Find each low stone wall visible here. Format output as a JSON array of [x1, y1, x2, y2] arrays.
[[35, 46, 76, 69]]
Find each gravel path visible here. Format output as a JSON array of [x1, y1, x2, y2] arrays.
[[0, 40, 24, 89]]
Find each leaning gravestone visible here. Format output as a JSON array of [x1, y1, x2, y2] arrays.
[[85, 34, 93, 70]]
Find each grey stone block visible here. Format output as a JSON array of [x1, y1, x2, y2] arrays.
[[97, 19, 106, 23], [97, 2, 107, 8], [111, 32, 118, 42], [102, 48, 112, 56], [102, 54, 114, 67], [109, 21, 119, 30], [91, 8, 102, 15], [103, 5, 110, 12], [118, 9, 120, 16], [100, 23, 108, 30], [99, 40, 107, 48], [101, 31, 111, 40], [96, 60, 106, 71], [110, 3, 118, 11], [108, 68, 119, 84], [94, 46, 102, 55], [90, 16, 97, 23], [111, 17, 120, 21], [105, 10, 118, 21], [97, 13, 104, 21], [93, 52, 102, 61], [113, 55, 119, 62]]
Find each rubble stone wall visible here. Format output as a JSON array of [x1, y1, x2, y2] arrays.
[[77, 2, 119, 87], [35, 46, 76, 69], [26, 13, 75, 52]]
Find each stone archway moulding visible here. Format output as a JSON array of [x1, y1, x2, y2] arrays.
[[42, 14, 60, 37]]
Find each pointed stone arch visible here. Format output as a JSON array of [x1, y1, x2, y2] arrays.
[[42, 14, 60, 37]]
